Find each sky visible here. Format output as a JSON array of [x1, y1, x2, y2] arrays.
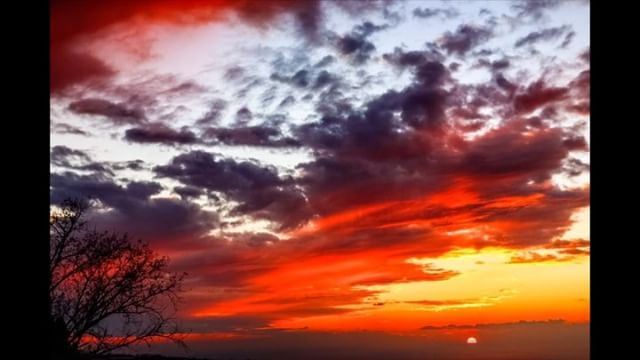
[[50, 0, 590, 358]]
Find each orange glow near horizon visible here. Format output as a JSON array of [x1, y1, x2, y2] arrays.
[[191, 203, 590, 332]]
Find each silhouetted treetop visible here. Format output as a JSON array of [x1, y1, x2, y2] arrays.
[[50, 199, 186, 357]]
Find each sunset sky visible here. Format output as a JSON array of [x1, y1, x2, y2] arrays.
[[50, 0, 589, 358]]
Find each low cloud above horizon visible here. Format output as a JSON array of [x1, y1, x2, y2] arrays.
[[50, 0, 589, 357]]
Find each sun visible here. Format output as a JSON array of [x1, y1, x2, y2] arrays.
[[466, 337, 478, 345]]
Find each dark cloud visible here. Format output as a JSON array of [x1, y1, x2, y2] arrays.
[[124, 124, 198, 145], [331, 21, 388, 64], [51, 145, 91, 166], [291, 70, 310, 87], [514, 25, 571, 48], [235, 107, 253, 124], [564, 159, 591, 177], [439, 25, 492, 56], [383, 47, 445, 69], [278, 95, 296, 108], [412, 7, 459, 20], [459, 122, 573, 177], [51, 123, 89, 136], [51, 171, 160, 207], [579, 48, 590, 63], [50, 171, 218, 249], [314, 55, 335, 68], [382, 7, 403, 24], [472, 48, 495, 57], [475, 58, 510, 72], [174, 186, 204, 200], [335, 34, 376, 64], [352, 21, 388, 37], [111, 159, 146, 171], [203, 125, 301, 148], [50, 146, 115, 176], [313, 70, 338, 89], [197, 99, 228, 125], [511, 0, 563, 20], [560, 31, 576, 48], [161, 81, 206, 96], [271, 70, 310, 88], [495, 74, 517, 94], [513, 80, 569, 114], [224, 66, 246, 82], [295, 106, 587, 247], [68, 98, 146, 125], [154, 151, 310, 229], [51, 146, 149, 177]]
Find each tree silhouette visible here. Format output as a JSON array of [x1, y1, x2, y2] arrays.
[[49, 199, 186, 357]]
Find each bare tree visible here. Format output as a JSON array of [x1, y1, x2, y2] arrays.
[[49, 199, 186, 357]]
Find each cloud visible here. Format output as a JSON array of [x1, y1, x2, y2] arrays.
[[203, 125, 301, 148], [439, 25, 493, 56], [50, 171, 219, 249], [51, 123, 90, 136], [383, 47, 445, 69], [154, 151, 311, 229], [50, 47, 114, 94], [112, 159, 147, 171], [50, 0, 590, 337], [579, 48, 590, 63], [422, 319, 566, 330], [406, 293, 510, 311], [329, 21, 388, 65], [541, 239, 591, 256], [544, 239, 590, 249], [559, 248, 590, 256], [271, 70, 311, 88], [514, 25, 572, 48], [563, 158, 590, 177], [197, 99, 228, 125], [50, 145, 91, 166], [50, 171, 162, 207], [124, 124, 198, 145], [413, 7, 459, 20], [560, 31, 576, 48], [474, 58, 510, 72], [68, 98, 146, 124], [50, 146, 115, 176], [513, 80, 569, 114], [295, 109, 588, 249], [314, 55, 335, 68], [334, 34, 376, 64], [235, 107, 253, 124], [50, 0, 393, 93], [511, 0, 563, 20], [508, 251, 564, 264], [173, 186, 204, 200]]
